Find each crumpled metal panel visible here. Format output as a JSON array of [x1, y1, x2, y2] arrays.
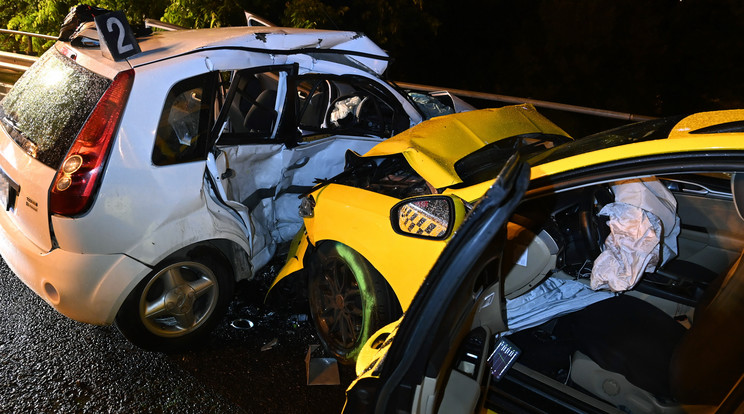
[[363, 105, 570, 188], [129, 27, 389, 75], [218, 135, 380, 248]]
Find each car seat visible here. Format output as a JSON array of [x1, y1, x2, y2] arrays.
[[299, 91, 327, 130], [554, 177, 744, 412], [243, 89, 277, 133]]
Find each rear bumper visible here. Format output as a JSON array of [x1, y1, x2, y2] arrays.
[[0, 210, 150, 325]]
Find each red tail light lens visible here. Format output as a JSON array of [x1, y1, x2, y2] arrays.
[[50, 69, 134, 216]]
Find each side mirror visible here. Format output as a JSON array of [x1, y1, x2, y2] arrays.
[[390, 195, 460, 240]]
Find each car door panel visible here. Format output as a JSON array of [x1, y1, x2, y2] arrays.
[[670, 185, 744, 275], [354, 157, 530, 414], [439, 327, 493, 413], [214, 142, 285, 243], [216, 71, 397, 244]]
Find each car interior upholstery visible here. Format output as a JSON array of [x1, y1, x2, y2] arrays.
[[491, 172, 744, 413]]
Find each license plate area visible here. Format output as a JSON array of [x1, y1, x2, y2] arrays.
[[0, 168, 19, 211]]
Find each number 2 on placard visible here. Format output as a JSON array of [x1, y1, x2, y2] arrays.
[[107, 17, 133, 54]]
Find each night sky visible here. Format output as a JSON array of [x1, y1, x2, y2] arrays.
[[369, 0, 743, 134]]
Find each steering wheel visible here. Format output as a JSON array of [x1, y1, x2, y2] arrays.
[[327, 94, 362, 128], [579, 186, 613, 259], [326, 92, 386, 132]]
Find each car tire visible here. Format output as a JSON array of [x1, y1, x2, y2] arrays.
[[308, 241, 400, 364], [115, 253, 234, 351]]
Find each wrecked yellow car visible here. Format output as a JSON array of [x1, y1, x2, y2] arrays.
[[268, 105, 571, 362], [343, 109, 744, 413]]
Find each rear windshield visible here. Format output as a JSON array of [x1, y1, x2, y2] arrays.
[[0, 47, 111, 168]]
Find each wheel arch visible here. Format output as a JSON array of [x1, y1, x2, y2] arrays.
[[266, 232, 315, 306], [151, 239, 241, 280], [113, 239, 240, 350], [307, 239, 403, 362], [311, 239, 403, 319], [114, 239, 245, 320], [310, 234, 432, 313]]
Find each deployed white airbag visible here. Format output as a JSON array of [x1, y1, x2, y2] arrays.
[[591, 178, 680, 291]]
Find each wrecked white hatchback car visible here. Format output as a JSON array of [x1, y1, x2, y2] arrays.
[[0, 11, 469, 350]]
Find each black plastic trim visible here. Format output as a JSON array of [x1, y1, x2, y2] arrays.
[[690, 120, 744, 134], [527, 152, 744, 199]]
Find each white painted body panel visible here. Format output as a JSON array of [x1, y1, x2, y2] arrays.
[[0, 129, 56, 251], [0, 201, 149, 325]]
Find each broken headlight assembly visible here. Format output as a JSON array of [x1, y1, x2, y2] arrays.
[[299, 195, 316, 218]]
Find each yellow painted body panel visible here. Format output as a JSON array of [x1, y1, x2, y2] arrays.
[[668, 109, 744, 137], [363, 105, 570, 188], [531, 135, 744, 181], [353, 318, 400, 378], [270, 226, 309, 291], [305, 184, 464, 310], [270, 186, 478, 300]]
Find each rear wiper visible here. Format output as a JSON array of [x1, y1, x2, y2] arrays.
[[1, 115, 22, 135], [1, 114, 37, 157]]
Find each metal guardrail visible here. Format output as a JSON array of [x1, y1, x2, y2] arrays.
[[0, 29, 48, 95], [143, 19, 186, 32], [0, 50, 36, 96], [0, 50, 37, 70], [0, 28, 57, 56], [0, 28, 57, 40], [396, 82, 656, 122], [0, 29, 656, 122]]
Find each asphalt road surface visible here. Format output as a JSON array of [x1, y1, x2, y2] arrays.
[[0, 257, 355, 413]]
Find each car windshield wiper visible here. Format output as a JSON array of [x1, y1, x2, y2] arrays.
[[1, 115, 23, 135], [1, 113, 38, 157]]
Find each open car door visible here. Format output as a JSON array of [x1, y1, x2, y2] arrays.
[[344, 154, 530, 413], [206, 65, 413, 271]]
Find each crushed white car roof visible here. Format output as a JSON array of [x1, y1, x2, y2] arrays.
[[127, 27, 390, 75]]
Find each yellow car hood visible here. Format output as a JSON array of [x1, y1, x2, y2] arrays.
[[362, 104, 570, 188]]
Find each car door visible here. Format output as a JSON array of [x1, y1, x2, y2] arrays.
[[205, 65, 295, 270], [344, 155, 530, 414], [209, 68, 412, 251], [660, 174, 744, 275]]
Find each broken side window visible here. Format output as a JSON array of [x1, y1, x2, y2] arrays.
[[295, 75, 410, 141], [216, 69, 286, 145]]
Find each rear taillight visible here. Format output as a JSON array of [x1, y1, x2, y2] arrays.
[[50, 69, 134, 216]]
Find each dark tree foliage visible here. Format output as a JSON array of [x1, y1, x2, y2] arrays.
[[1, 0, 741, 120]]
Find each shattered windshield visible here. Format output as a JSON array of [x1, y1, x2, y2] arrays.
[[529, 116, 685, 167], [407, 92, 455, 119], [0, 47, 111, 168], [453, 133, 572, 187]]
